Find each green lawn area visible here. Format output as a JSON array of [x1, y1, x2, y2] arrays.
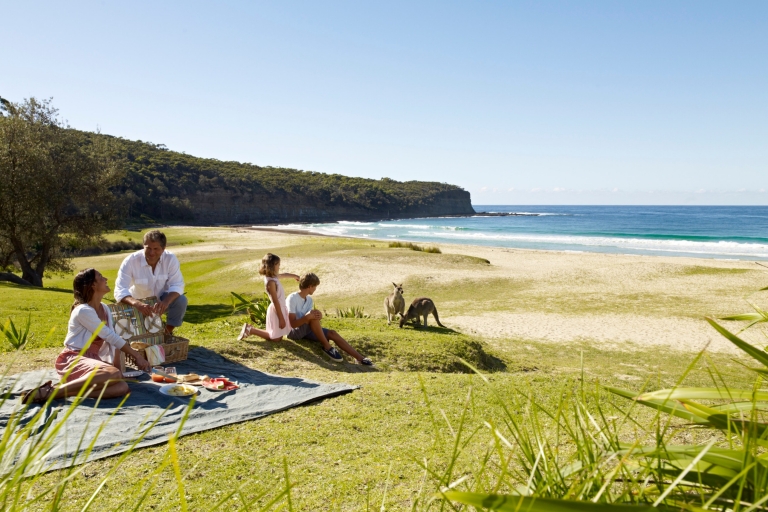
[[0, 228, 761, 510]]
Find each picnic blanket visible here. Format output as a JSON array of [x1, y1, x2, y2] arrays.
[[0, 347, 357, 472]]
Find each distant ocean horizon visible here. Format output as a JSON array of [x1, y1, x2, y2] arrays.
[[259, 205, 768, 260]]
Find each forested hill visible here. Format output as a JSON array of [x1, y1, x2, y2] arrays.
[[84, 132, 475, 225]]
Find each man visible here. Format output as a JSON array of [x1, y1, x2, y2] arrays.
[[114, 230, 187, 335]]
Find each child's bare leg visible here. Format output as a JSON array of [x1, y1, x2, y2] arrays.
[[326, 329, 365, 361], [308, 319, 333, 350], [247, 326, 283, 342]]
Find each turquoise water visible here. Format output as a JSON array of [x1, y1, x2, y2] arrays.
[[260, 205, 768, 260]]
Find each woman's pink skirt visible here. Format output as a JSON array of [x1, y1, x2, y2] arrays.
[[55, 350, 114, 382]]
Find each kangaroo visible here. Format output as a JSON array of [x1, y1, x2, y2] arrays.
[[399, 297, 445, 328], [384, 283, 405, 325]]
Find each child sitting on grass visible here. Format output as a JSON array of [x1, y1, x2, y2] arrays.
[[286, 273, 372, 365]]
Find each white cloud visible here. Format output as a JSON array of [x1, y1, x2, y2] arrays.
[[531, 188, 542, 192], [611, 188, 619, 193], [695, 188, 706, 193], [507, 187, 515, 192], [479, 186, 488, 192]]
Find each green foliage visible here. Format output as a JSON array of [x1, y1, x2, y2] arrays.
[[389, 241, 442, 253], [230, 292, 270, 327], [0, 98, 122, 287], [70, 132, 470, 223], [333, 306, 369, 318], [0, 316, 31, 350], [430, 289, 768, 511]]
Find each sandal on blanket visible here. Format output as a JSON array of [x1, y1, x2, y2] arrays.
[[20, 381, 56, 404]]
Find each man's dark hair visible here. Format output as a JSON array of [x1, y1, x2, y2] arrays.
[[299, 273, 320, 290], [143, 230, 167, 248]]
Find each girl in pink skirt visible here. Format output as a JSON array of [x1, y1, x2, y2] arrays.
[[238, 253, 298, 341]]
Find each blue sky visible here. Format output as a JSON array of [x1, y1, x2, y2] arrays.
[[1, 1, 766, 204]]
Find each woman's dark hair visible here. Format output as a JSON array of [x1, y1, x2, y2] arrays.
[[72, 268, 98, 312]]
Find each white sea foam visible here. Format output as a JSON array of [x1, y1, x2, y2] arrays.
[[256, 220, 768, 259], [412, 231, 768, 257]]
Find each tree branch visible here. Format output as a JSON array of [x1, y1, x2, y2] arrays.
[[0, 272, 32, 286]]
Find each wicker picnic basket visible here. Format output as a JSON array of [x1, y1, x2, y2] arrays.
[[107, 297, 190, 367]]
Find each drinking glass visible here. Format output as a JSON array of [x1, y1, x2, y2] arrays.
[[164, 367, 177, 383], [151, 366, 165, 382]]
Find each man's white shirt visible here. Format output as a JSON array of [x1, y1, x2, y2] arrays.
[[114, 250, 185, 302]]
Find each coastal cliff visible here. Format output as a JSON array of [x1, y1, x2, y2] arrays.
[[82, 133, 475, 224], [188, 187, 473, 224]]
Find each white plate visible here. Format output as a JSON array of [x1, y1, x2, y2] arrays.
[[144, 314, 163, 333], [115, 318, 134, 340], [122, 370, 144, 378], [159, 383, 199, 397]]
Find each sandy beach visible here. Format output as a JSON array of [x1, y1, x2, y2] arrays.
[[176, 227, 767, 355]]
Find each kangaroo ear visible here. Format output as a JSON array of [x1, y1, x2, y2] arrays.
[[392, 282, 397, 287]]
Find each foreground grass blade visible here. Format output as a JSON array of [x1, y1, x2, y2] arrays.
[[705, 317, 768, 368], [638, 388, 768, 401], [441, 491, 666, 511]]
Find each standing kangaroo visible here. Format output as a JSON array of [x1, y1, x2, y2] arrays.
[[384, 283, 405, 325], [399, 297, 445, 328]]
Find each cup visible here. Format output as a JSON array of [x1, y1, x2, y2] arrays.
[[150, 366, 165, 383], [164, 367, 177, 383]]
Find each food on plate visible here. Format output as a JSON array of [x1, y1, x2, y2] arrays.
[[202, 377, 239, 391], [177, 373, 200, 383], [130, 341, 149, 350], [166, 384, 196, 396]]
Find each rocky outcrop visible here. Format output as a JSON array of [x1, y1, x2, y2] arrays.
[[187, 187, 474, 225]]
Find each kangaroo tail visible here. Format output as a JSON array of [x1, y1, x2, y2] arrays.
[[432, 307, 445, 328]]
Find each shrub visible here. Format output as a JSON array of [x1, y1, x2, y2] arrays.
[[230, 292, 270, 327], [0, 316, 31, 350], [388, 241, 441, 253], [334, 306, 369, 318]]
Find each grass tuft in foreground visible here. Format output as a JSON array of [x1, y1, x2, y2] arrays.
[[426, 288, 768, 510]]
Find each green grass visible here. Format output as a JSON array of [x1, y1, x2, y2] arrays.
[[389, 241, 442, 253], [0, 227, 763, 509]]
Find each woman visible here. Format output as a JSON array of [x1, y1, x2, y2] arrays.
[[20, 268, 151, 404]]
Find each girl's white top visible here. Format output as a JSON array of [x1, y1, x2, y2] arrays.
[[63, 303, 126, 360]]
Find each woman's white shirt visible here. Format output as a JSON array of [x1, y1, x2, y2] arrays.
[[63, 304, 125, 362]]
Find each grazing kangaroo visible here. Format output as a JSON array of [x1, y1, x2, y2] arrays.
[[384, 283, 405, 325], [399, 297, 445, 328]]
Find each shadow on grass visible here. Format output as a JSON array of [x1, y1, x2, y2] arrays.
[[184, 304, 234, 324], [225, 338, 380, 374], [398, 324, 458, 334], [0, 282, 73, 294]]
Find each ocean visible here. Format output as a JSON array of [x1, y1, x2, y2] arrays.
[[260, 205, 768, 260]]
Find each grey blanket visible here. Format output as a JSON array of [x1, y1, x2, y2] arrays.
[[0, 347, 357, 471]]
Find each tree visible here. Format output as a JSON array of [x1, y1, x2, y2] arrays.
[[0, 97, 122, 287]]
